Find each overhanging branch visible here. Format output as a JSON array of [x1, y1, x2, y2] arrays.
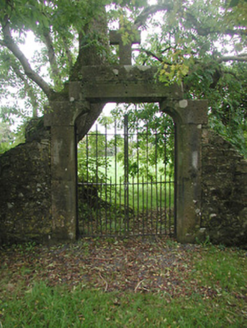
[[217, 55, 247, 63], [62, 36, 73, 70], [134, 3, 172, 28], [134, 4, 247, 38], [186, 11, 247, 37], [43, 28, 60, 83], [133, 47, 163, 62], [2, 18, 54, 98], [10, 64, 39, 117]]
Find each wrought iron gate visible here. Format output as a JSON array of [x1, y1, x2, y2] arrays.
[[77, 113, 176, 237]]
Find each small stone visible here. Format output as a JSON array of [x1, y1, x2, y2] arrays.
[[7, 203, 14, 209], [179, 99, 188, 108], [6, 283, 15, 292], [112, 69, 119, 76]]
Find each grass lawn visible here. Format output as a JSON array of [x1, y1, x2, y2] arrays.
[[79, 156, 174, 212], [0, 238, 246, 327]]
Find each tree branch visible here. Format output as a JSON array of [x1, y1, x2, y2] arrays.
[[133, 2, 247, 40], [10, 64, 39, 117], [134, 4, 172, 28], [62, 36, 73, 70], [222, 70, 239, 80], [217, 55, 247, 63], [186, 11, 247, 37], [2, 18, 54, 98], [43, 28, 60, 83], [133, 47, 163, 62]]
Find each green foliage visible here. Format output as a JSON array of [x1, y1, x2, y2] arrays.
[[0, 120, 25, 154], [0, 122, 13, 153], [0, 0, 246, 156], [78, 106, 175, 182], [199, 71, 247, 155], [77, 132, 112, 183], [111, 104, 175, 178], [134, 0, 247, 155]]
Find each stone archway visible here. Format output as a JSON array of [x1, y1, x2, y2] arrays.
[[44, 66, 208, 243]]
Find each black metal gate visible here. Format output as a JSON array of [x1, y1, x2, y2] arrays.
[[77, 113, 176, 237]]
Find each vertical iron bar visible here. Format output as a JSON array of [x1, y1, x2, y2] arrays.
[[99, 179, 103, 236], [173, 123, 177, 237], [164, 131, 167, 235], [86, 134, 89, 182], [86, 134, 90, 235], [105, 123, 108, 235], [155, 128, 158, 234], [132, 176, 134, 235], [146, 123, 149, 234], [95, 125, 99, 233], [119, 176, 122, 235], [169, 175, 172, 235], [83, 134, 89, 234], [110, 177, 112, 235], [75, 127, 79, 238], [160, 176, 162, 234], [114, 120, 117, 234], [124, 114, 129, 234], [137, 124, 140, 233], [142, 176, 145, 235], [151, 176, 153, 233]]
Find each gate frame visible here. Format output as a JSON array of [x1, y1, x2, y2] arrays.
[[78, 112, 177, 237], [44, 65, 208, 244]]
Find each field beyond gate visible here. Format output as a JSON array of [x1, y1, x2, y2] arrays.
[[77, 112, 176, 237]]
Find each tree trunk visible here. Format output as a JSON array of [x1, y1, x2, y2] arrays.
[[72, 6, 109, 141]]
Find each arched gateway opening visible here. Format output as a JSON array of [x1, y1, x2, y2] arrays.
[[77, 103, 176, 237]]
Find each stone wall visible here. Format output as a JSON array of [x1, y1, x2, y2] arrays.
[[0, 118, 246, 246], [0, 118, 52, 244], [201, 128, 247, 247]]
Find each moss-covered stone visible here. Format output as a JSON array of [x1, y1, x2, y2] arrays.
[[0, 118, 52, 245], [201, 129, 247, 247]]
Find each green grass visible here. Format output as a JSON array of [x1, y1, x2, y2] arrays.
[[96, 156, 173, 184], [79, 156, 174, 212], [1, 241, 246, 327], [78, 156, 175, 236], [1, 283, 245, 328], [193, 245, 247, 292]]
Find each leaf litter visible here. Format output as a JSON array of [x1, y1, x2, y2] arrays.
[[0, 237, 246, 305]]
